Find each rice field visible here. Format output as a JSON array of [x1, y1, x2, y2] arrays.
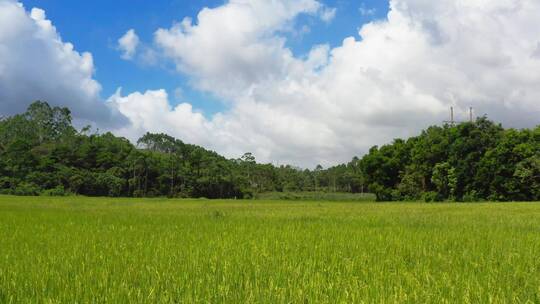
[[1, 195, 540, 303]]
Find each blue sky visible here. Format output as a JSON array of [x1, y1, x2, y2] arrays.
[[2, 0, 539, 166], [20, 0, 389, 116]]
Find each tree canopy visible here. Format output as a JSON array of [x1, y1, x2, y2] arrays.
[[0, 101, 538, 201]]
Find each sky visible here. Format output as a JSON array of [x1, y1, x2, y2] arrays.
[[1, 0, 539, 168], [16, 0, 388, 115]]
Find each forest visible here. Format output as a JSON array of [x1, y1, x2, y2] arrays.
[[0, 101, 538, 201]]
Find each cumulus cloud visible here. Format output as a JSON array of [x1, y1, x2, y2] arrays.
[[108, 89, 213, 146], [4, 0, 540, 167], [153, 0, 321, 97], [117, 29, 139, 60], [108, 88, 340, 165], [319, 6, 336, 23], [110, 0, 540, 167], [0, 0, 124, 125]]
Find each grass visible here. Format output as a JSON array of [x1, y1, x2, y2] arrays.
[[1, 196, 540, 303], [254, 191, 376, 201]]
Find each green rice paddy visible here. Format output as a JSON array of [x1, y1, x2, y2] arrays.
[[1, 196, 540, 303]]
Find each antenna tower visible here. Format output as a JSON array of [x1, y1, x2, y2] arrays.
[[443, 107, 455, 126], [443, 106, 475, 125]]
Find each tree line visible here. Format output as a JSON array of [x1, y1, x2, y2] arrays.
[[360, 117, 539, 201], [0, 101, 538, 201]]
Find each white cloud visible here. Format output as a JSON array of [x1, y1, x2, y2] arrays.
[[319, 6, 336, 23], [359, 4, 376, 16], [111, 0, 540, 167], [153, 0, 321, 98], [117, 29, 139, 60], [532, 43, 540, 59], [0, 0, 124, 126], [3, 0, 540, 167], [108, 89, 212, 146]]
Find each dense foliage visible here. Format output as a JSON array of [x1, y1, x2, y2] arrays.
[[0, 102, 349, 198], [0, 101, 538, 201], [359, 118, 540, 201]]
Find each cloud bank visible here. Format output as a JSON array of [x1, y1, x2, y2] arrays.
[[109, 0, 540, 167], [2, 0, 540, 167], [0, 0, 123, 125]]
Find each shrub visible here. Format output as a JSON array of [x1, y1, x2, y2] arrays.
[[13, 183, 41, 196], [41, 185, 67, 197], [241, 189, 254, 199], [369, 183, 393, 201], [0, 189, 12, 195], [0, 177, 14, 189], [423, 191, 440, 203], [462, 190, 479, 202]]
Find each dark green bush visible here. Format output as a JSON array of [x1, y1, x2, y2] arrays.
[[41, 185, 67, 197], [423, 191, 440, 203], [13, 183, 41, 196]]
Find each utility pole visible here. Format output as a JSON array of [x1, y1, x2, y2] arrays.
[[444, 107, 455, 126], [444, 106, 475, 125]]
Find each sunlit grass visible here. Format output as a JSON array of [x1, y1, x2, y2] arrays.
[[1, 196, 540, 303]]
